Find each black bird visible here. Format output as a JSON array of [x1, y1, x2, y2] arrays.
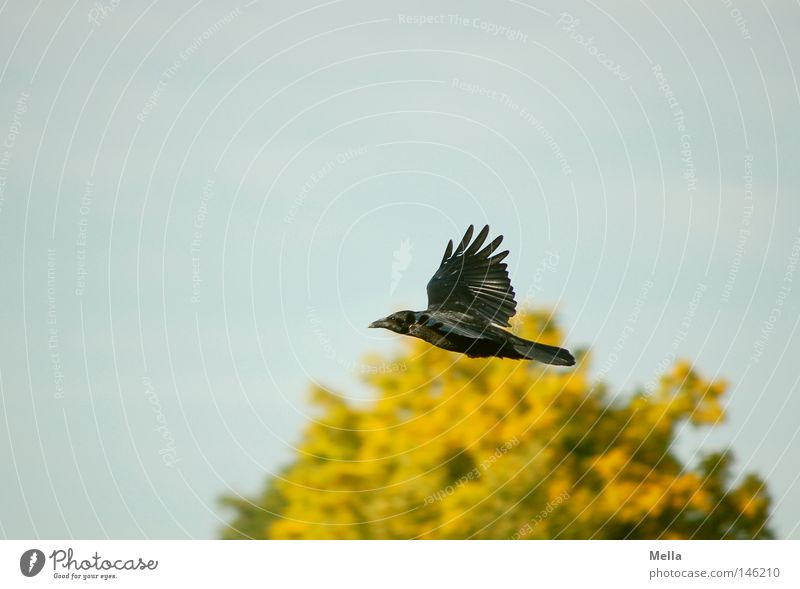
[[369, 225, 575, 365]]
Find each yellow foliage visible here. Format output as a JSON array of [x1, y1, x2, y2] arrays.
[[221, 311, 773, 540]]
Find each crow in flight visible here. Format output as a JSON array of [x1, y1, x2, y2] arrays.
[[369, 225, 575, 365]]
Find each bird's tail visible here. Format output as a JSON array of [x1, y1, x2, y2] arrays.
[[508, 335, 575, 366]]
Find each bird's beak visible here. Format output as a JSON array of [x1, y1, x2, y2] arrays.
[[369, 319, 387, 329]]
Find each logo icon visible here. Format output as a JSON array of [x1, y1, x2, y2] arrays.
[[390, 238, 413, 294], [20, 549, 45, 577]]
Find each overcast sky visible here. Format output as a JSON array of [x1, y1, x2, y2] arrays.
[[1, 0, 799, 539]]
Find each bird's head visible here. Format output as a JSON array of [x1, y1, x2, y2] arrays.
[[368, 310, 416, 334]]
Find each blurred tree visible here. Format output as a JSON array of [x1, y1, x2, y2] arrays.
[[221, 311, 773, 539]]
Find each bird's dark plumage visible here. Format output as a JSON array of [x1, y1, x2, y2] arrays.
[[369, 225, 575, 366], [426, 224, 516, 327]]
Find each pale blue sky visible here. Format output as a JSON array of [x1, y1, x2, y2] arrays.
[[1, 0, 798, 538]]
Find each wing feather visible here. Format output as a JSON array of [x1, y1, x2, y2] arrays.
[[440, 239, 453, 265], [426, 225, 518, 326]]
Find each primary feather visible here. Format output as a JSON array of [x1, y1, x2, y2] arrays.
[[426, 224, 517, 327]]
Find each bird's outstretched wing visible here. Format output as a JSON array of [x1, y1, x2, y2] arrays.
[[426, 225, 517, 327]]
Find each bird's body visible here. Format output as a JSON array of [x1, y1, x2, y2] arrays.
[[370, 225, 575, 366]]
